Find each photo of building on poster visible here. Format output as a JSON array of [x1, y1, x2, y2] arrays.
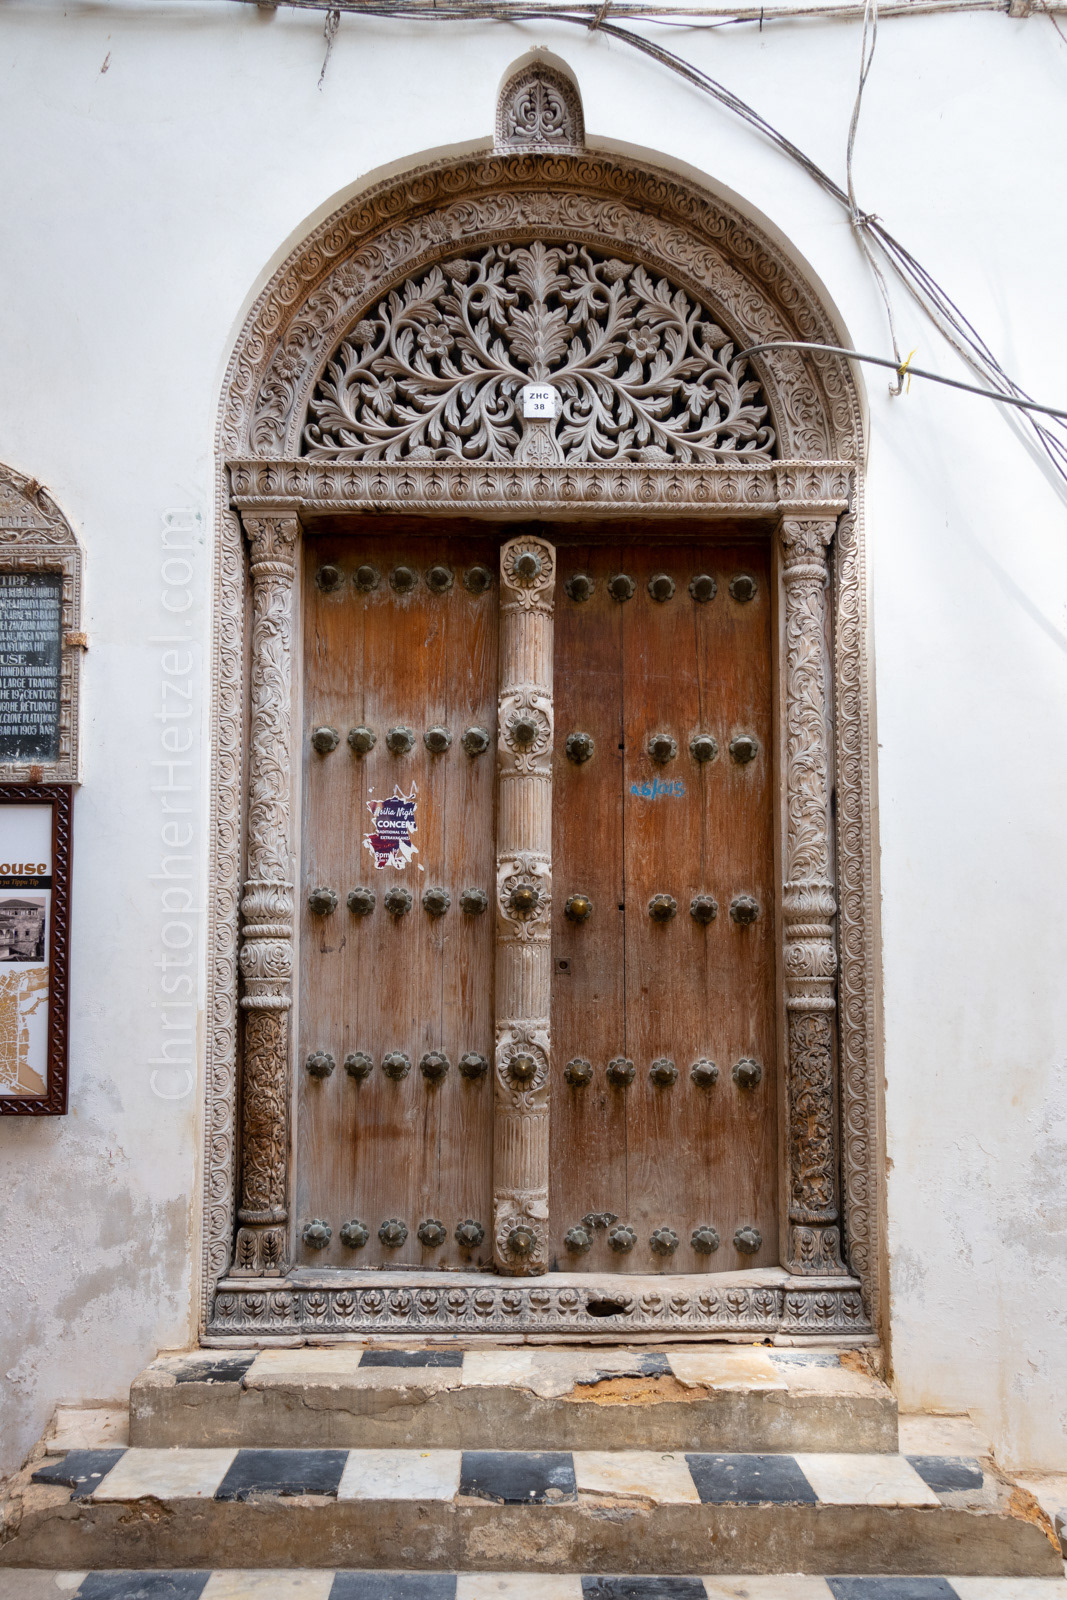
[[0, 894, 46, 962]]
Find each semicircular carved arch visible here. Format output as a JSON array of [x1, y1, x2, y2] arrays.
[[223, 152, 862, 466]]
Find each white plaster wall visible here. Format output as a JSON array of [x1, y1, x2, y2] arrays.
[[0, 0, 1064, 1477]]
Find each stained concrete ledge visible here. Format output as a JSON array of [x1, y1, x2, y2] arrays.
[[129, 1345, 898, 1453], [0, 1481, 1060, 1578]]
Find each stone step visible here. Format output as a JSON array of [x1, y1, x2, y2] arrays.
[[129, 1346, 898, 1454], [4, 1575, 1067, 1599], [3, 1446, 1061, 1577]]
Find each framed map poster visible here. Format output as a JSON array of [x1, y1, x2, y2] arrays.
[[0, 786, 72, 1114]]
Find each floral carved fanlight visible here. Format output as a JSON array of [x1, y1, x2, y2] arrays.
[[302, 241, 776, 464]]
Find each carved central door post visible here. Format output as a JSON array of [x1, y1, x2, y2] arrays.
[[494, 534, 556, 1275], [231, 510, 300, 1278], [780, 516, 848, 1277]]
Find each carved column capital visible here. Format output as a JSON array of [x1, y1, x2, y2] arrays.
[[778, 512, 846, 1277], [494, 534, 555, 1275], [780, 516, 835, 569], [232, 509, 298, 1278], [243, 511, 300, 577], [239, 879, 294, 1012]]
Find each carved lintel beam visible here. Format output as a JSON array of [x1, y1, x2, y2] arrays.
[[780, 516, 847, 1277], [232, 511, 299, 1278], [227, 458, 854, 521], [493, 535, 556, 1275]]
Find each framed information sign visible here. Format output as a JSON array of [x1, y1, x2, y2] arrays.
[[0, 786, 72, 1114], [0, 461, 83, 787], [0, 571, 64, 763]]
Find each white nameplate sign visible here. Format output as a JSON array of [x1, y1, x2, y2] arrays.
[[521, 384, 560, 420]]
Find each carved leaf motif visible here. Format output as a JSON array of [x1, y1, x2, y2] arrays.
[[788, 1011, 836, 1215], [240, 1009, 290, 1216], [304, 244, 774, 465]]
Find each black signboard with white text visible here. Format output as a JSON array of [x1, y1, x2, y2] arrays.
[[0, 572, 63, 763]]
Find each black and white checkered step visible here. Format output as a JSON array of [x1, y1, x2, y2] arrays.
[[5, 1569, 1067, 1598], [150, 1348, 846, 1384], [17, 1446, 1060, 1580], [32, 1446, 984, 1507]]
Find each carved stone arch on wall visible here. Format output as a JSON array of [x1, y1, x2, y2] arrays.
[[231, 154, 859, 464], [206, 147, 880, 1341]]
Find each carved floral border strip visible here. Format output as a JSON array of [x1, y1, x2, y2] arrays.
[[228, 458, 852, 515], [207, 151, 879, 1341], [211, 1279, 869, 1338]]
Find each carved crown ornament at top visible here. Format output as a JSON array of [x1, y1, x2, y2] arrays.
[[495, 63, 585, 152], [302, 243, 775, 467]]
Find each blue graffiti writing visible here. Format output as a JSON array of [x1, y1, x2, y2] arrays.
[[630, 779, 686, 799]]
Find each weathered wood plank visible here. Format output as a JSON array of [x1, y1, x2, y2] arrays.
[[550, 535, 778, 1274], [297, 529, 498, 1269]]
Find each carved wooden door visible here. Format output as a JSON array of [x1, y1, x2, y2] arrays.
[[297, 522, 777, 1279], [550, 535, 778, 1273], [297, 531, 499, 1268]]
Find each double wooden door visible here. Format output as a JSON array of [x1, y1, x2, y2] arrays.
[[297, 521, 777, 1274]]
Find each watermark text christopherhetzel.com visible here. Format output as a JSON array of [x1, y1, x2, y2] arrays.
[[148, 508, 203, 1101]]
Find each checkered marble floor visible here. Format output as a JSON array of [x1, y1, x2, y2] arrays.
[[140, 1346, 859, 1397], [7, 1571, 1067, 1598], [32, 1447, 989, 1507]]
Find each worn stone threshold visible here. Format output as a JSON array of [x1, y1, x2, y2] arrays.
[[209, 1266, 873, 1345], [132, 1342, 895, 1452]]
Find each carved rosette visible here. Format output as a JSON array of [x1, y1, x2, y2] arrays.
[[494, 535, 555, 1273], [232, 512, 299, 1278], [500, 686, 554, 772], [780, 517, 846, 1277]]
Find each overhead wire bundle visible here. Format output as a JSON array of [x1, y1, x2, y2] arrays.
[[235, 0, 1067, 484]]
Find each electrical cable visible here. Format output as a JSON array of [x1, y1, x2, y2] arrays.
[[844, 0, 905, 388], [231, 0, 1067, 484], [244, 0, 1067, 21], [734, 342, 1067, 420]]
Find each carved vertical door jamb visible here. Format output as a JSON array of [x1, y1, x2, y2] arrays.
[[779, 516, 849, 1277], [231, 509, 300, 1278], [493, 534, 556, 1275]]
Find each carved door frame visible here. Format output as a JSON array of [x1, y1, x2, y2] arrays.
[[203, 145, 882, 1346]]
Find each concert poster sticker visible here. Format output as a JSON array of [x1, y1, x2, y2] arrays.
[[0, 802, 52, 1097], [363, 783, 418, 870]]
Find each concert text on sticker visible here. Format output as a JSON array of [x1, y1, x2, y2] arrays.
[[363, 783, 418, 869]]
